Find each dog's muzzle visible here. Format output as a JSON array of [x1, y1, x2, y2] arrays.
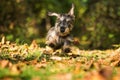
[[60, 27, 65, 33]]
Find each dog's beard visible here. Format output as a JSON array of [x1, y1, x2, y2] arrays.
[[55, 26, 70, 36]]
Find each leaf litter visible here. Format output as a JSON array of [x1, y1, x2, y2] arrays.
[[0, 37, 120, 80]]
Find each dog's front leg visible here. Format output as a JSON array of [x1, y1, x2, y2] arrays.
[[62, 40, 71, 53]]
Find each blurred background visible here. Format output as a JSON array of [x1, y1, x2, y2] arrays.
[[0, 0, 120, 49]]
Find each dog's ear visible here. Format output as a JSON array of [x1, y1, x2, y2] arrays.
[[68, 4, 74, 16], [48, 12, 60, 18]]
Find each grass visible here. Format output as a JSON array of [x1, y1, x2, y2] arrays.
[[0, 38, 120, 80]]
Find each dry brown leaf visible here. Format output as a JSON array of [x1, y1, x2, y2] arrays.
[[43, 46, 54, 54], [52, 49, 62, 55], [29, 40, 38, 49], [24, 59, 38, 65], [71, 46, 80, 56], [1, 77, 13, 80], [99, 66, 113, 80], [1, 36, 5, 44], [32, 76, 41, 80], [93, 62, 101, 70], [109, 51, 120, 62], [97, 59, 110, 66], [9, 43, 19, 52], [73, 62, 81, 74], [35, 62, 47, 68], [6, 41, 10, 45], [50, 56, 62, 61], [0, 60, 13, 68], [0, 60, 9, 68], [10, 65, 20, 75], [49, 73, 72, 80], [111, 60, 120, 67], [113, 75, 120, 80], [8, 61, 13, 68], [84, 60, 94, 70], [84, 71, 105, 80], [73, 37, 80, 45]]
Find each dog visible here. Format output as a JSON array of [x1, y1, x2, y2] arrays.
[[46, 4, 75, 53]]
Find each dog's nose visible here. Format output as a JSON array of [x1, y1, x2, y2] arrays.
[[60, 27, 65, 33]]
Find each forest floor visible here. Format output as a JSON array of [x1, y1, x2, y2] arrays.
[[0, 37, 120, 80]]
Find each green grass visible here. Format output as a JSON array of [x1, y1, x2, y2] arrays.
[[0, 40, 120, 80]]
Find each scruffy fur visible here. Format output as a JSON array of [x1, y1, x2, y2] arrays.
[[46, 4, 75, 53]]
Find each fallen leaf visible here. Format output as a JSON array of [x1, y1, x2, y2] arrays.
[[93, 62, 101, 70], [84, 60, 94, 70], [99, 66, 113, 80], [6, 41, 10, 45], [111, 60, 120, 67], [50, 56, 62, 61], [49, 73, 72, 80], [1, 36, 5, 44], [113, 75, 120, 80], [71, 46, 80, 56], [10, 65, 20, 75], [43, 46, 54, 54], [74, 62, 81, 74], [73, 37, 80, 45], [35, 63, 47, 68], [32, 76, 41, 80], [84, 71, 105, 80], [0, 60, 9, 68], [1, 77, 13, 80], [29, 40, 38, 49]]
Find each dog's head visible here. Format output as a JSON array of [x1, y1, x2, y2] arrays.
[[48, 4, 75, 36]]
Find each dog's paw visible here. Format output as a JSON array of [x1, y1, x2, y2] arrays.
[[63, 48, 71, 53], [48, 43, 55, 48]]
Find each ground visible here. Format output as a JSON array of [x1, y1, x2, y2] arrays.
[[0, 37, 120, 80]]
